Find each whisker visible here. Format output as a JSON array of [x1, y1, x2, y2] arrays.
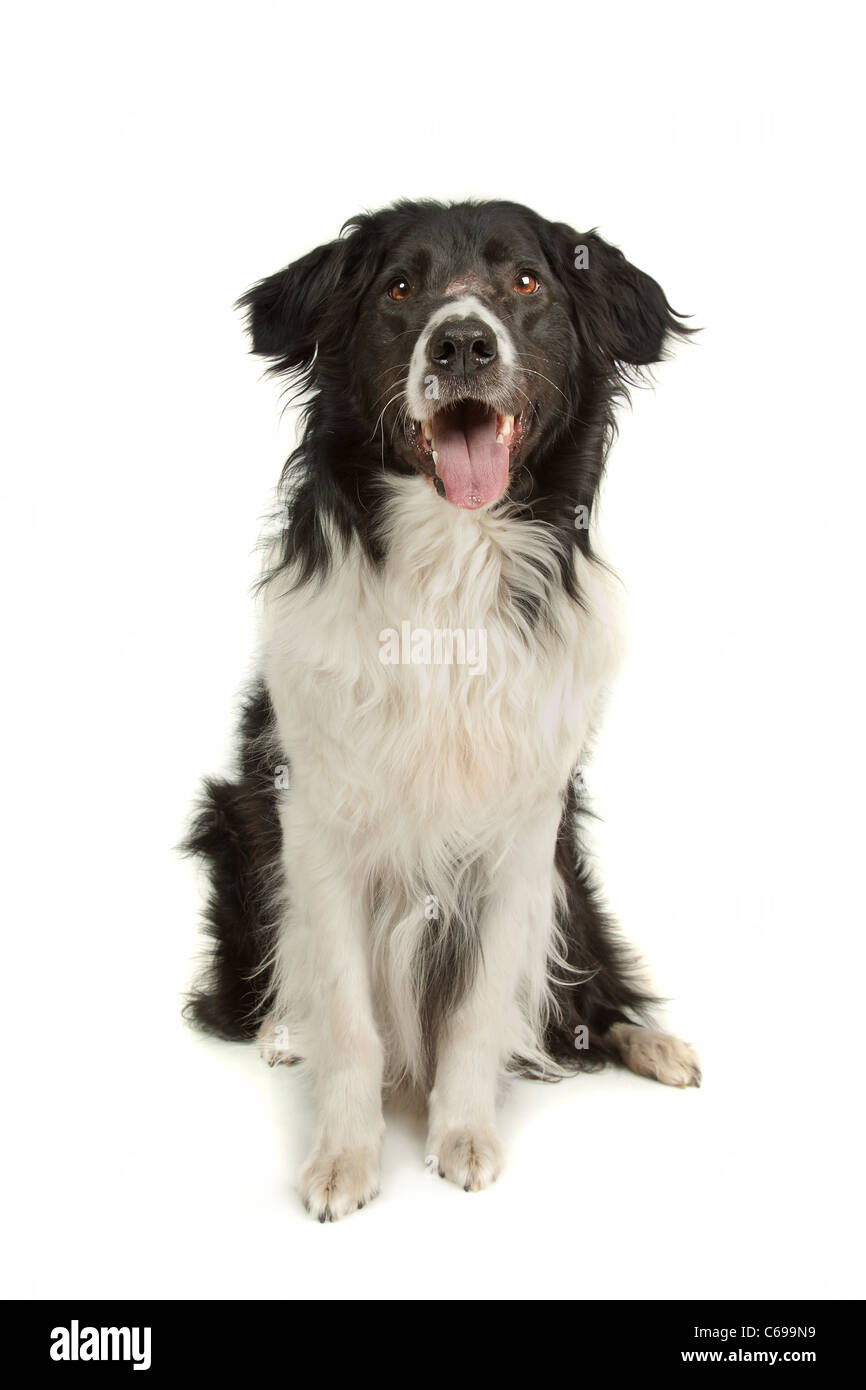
[[515, 367, 570, 403], [369, 389, 407, 444], [370, 373, 410, 408]]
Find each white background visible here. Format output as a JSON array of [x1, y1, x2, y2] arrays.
[[2, 1, 864, 1300]]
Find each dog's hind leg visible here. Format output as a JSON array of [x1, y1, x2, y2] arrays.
[[183, 684, 281, 1040], [605, 1021, 701, 1087], [545, 776, 701, 1086]]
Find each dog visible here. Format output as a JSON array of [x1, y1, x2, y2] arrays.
[[185, 199, 700, 1220]]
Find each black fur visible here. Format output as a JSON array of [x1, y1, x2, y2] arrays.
[[183, 685, 280, 1039], [544, 777, 658, 1069]]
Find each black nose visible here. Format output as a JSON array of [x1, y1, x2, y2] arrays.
[[429, 317, 498, 375]]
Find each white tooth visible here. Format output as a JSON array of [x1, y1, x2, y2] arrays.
[[432, 450, 438, 465], [495, 433, 505, 445], [503, 413, 514, 434], [422, 420, 433, 441]]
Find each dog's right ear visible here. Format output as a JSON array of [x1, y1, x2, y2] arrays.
[[237, 238, 347, 374]]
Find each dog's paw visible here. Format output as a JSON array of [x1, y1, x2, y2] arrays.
[[257, 1016, 300, 1068], [299, 1146, 380, 1222], [429, 1126, 503, 1192], [609, 1023, 702, 1088]]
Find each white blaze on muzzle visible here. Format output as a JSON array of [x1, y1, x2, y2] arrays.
[[405, 295, 518, 509], [405, 294, 516, 423]]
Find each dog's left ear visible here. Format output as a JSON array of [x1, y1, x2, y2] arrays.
[[546, 223, 688, 367]]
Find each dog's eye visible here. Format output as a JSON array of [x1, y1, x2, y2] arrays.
[[514, 271, 540, 295], [387, 278, 413, 302]]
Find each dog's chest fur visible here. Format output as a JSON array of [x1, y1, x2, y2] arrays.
[[262, 478, 626, 856]]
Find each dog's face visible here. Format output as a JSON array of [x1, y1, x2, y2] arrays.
[[352, 204, 581, 509], [241, 201, 680, 511]]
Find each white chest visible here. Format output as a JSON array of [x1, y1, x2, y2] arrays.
[[262, 479, 626, 838]]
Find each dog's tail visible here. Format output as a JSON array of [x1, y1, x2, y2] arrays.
[[181, 683, 282, 1040]]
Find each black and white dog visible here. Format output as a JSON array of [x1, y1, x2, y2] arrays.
[[186, 199, 699, 1219]]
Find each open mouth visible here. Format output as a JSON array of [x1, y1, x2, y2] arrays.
[[407, 402, 532, 509]]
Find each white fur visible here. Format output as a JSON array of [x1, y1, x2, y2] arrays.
[[608, 1024, 701, 1088], [260, 475, 627, 1213]]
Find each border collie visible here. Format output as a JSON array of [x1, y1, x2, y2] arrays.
[[185, 199, 699, 1220]]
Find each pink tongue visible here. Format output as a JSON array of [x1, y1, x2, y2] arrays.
[[434, 408, 509, 509]]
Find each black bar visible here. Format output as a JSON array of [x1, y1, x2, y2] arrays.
[[1, 1299, 859, 1374]]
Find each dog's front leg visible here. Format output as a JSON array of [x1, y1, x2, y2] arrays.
[[427, 801, 561, 1192], [281, 805, 384, 1221]]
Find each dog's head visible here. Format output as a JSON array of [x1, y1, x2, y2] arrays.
[[241, 201, 686, 511]]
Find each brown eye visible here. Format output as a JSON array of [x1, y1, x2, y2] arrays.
[[388, 278, 413, 301], [514, 271, 540, 295]]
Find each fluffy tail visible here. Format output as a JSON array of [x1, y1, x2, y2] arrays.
[[182, 684, 281, 1039]]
